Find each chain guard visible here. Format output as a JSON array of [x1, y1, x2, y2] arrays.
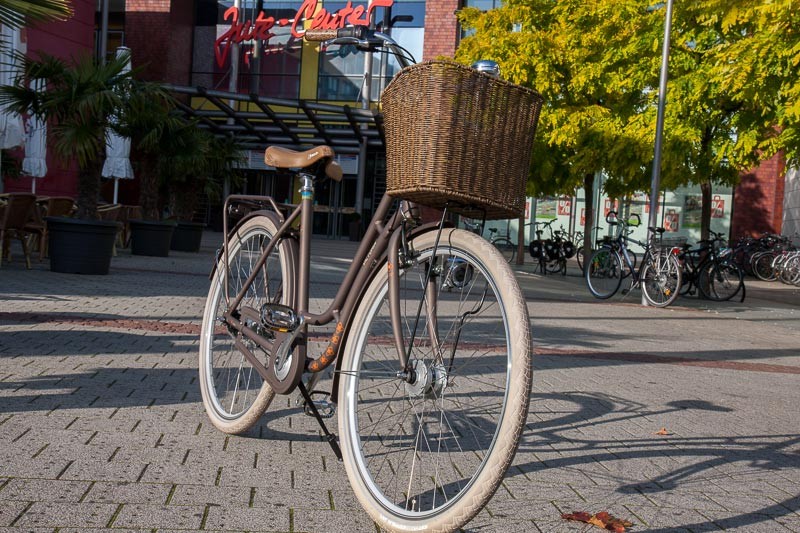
[[264, 331, 306, 395]]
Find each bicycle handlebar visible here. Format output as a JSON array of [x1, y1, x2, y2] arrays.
[[304, 27, 364, 42], [606, 210, 641, 227], [304, 26, 415, 68]]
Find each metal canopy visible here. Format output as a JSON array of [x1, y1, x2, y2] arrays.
[[163, 85, 385, 155]]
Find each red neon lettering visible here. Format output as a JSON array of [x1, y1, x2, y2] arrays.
[[348, 5, 365, 26], [334, 3, 355, 29], [218, 0, 395, 66], [291, 0, 318, 38], [215, 7, 241, 67]]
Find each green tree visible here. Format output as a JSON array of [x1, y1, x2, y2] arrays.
[[457, 0, 798, 244], [457, 0, 656, 258]]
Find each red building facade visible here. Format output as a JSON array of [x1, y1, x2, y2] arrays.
[[1, 0, 791, 239]]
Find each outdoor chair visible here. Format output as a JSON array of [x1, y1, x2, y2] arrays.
[[97, 204, 123, 255], [120, 205, 142, 248], [0, 193, 37, 269]]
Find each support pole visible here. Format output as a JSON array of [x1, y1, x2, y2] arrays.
[[99, 0, 110, 62], [644, 0, 674, 306], [355, 4, 376, 217], [224, 0, 242, 200]]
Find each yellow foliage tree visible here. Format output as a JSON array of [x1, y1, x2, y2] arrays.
[[457, 0, 798, 243]]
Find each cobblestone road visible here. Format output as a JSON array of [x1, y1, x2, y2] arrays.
[[1, 233, 798, 532]]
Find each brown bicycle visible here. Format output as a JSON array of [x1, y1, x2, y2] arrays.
[[199, 27, 540, 533]]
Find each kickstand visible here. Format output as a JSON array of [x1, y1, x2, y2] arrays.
[[297, 382, 342, 461]]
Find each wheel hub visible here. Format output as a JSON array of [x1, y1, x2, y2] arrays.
[[405, 360, 448, 399]]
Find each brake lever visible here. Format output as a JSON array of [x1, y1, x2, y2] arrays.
[[322, 36, 369, 49]]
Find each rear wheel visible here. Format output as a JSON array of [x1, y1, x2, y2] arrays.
[[338, 229, 532, 533], [707, 262, 744, 301], [585, 248, 623, 299], [492, 237, 516, 263], [641, 252, 682, 307], [199, 216, 295, 434]]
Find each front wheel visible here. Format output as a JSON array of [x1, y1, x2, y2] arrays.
[[338, 229, 532, 533], [199, 216, 295, 434], [752, 252, 777, 281], [641, 252, 682, 307], [585, 248, 623, 298]]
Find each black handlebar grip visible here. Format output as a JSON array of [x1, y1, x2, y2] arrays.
[[304, 29, 338, 41]]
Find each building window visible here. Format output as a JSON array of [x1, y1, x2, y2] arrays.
[[462, 0, 501, 9], [193, 1, 302, 99], [318, 1, 426, 102]]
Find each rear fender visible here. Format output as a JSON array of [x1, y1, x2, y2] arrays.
[[208, 210, 297, 281]]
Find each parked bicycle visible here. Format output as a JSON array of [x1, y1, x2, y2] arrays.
[[771, 250, 800, 285], [748, 233, 797, 281], [678, 231, 745, 301], [463, 218, 517, 263], [585, 211, 683, 307], [574, 225, 627, 273], [730, 232, 789, 277], [528, 220, 574, 275], [198, 27, 543, 533]]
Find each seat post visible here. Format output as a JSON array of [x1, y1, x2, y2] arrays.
[[297, 173, 315, 317]]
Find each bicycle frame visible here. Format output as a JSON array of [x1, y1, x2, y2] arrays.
[[217, 177, 447, 392], [605, 224, 672, 285]]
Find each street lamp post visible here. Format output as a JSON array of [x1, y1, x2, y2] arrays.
[[643, 0, 674, 306]]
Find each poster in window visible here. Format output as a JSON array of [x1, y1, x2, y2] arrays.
[[537, 197, 557, 220], [557, 196, 571, 216], [683, 195, 702, 229], [664, 209, 680, 232], [604, 198, 619, 217], [711, 195, 725, 218]]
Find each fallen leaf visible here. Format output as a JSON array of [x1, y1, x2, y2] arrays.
[[562, 510, 635, 532], [562, 511, 592, 522], [654, 427, 672, 435]]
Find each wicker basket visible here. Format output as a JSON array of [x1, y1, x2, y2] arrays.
[[382, 60, 543, 219]]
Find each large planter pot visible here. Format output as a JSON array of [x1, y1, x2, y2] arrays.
[[129, 219, 175, 257], [46, 217, 120, 275], [170, 221, 205, 252]]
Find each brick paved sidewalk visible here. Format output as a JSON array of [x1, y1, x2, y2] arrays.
[[1, 232, 798, 532]]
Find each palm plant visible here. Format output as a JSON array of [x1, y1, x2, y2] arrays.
[[0, 52, 135, 219], [168, 131, 245, 221], [121, 87, 245, 221], [118, 87, 187, 220], [0, 0, 71, 29]]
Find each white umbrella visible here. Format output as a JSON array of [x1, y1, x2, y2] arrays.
[[101, 46, 134, 203], [22, 78, 47, 194], [0, 23, 25, 192]]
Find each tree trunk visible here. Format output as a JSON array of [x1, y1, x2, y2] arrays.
[[75, 164, 100, 220], [583, 173, 595, 260], [169, 181, 199, 221], [138, 157, 160, 221], [700, 181, 712, 242]]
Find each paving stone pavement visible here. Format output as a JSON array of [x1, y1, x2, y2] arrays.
[[1, 231, 799, 533]]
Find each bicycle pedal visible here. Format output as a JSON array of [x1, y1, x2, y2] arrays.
[[621, 288, 630, 295], [302, 395, 335, 419]]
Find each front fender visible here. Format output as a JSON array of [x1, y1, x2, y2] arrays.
[[329, 221, 454, 402]]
